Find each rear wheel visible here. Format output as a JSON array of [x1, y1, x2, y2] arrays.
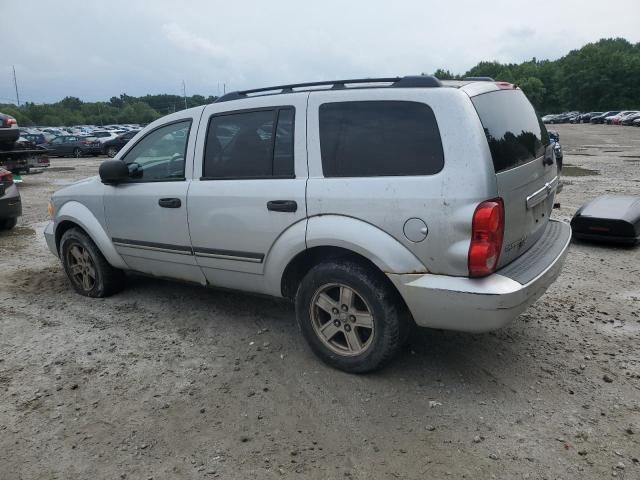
[[73, 148, 82, 158], [295, 260, 407, 373], [60, 227, 125, 297], [107, 146, 118, 158]]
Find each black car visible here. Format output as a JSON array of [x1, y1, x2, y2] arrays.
[[0, 167, 21, 230], [590, 111, 620, 124], [102, 130, 139, 157], [576, 112, 602, 123], [47, 135, 102, 158]]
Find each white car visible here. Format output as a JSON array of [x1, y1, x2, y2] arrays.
[[90, 131, 119, 143]]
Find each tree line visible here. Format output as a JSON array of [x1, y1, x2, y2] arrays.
[[2, 37, 638, 126], [434, 38, 640, 114]]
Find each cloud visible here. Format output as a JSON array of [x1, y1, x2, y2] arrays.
[[162, 23, 230, 61]]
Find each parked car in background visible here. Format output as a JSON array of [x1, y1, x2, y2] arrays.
[[45, 76, 569, 372], [542, 114, 557, 124], [576, 112, 602, 123], [548, 130, 563, 170], [0, 167, 21, 230], [617, 112, 640, 125], [0, 112, 20, 149], [19, 132, 48, 146], [606, 111, 633, 124], [90, 131, 120, 143], [46, 135, 102, 157], [101, 130, 139, 157], [591, 111, 620, 124]]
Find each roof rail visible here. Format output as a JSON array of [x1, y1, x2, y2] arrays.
[[214, 75, 442, 103], [463, 76, 495, 82]]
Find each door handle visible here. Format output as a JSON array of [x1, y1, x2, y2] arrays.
[[158, 198, 181, 208], [267, 200, 297, 212]]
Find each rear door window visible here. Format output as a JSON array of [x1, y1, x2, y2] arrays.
[[471, 90, 549, 173], [203, 107, 295, 179], [318, 101, 444, 177]]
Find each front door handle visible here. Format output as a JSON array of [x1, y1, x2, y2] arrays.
[[267, 200, 297, 212], [158, 198, 181, 208]]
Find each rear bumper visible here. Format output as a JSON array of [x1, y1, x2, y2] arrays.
[[0, 184, 22, 219], [388, 220, 572, 333]]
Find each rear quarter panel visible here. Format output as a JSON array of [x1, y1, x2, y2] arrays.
[[306, 88, 496, 276]]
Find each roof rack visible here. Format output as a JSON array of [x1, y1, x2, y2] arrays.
[[463, 76, 495, 82], [214, 75, 442, 103]]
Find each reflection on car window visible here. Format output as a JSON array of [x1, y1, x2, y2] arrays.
[[203, 108, 295, 179], [121, 121, 191, 181]]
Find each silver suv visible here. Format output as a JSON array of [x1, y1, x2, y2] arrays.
[[44, 76, 571, 372]]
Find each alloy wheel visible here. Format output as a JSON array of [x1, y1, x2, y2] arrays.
[[310, 283, 374, 356], [66, 243, 97, 292]]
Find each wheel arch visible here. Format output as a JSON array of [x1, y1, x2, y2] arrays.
[[54, 201, 128, 269]]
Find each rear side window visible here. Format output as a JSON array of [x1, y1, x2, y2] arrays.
[[319, 101, 444, 177], [203, 107, 295, 179], [471, 90, 549, 173]]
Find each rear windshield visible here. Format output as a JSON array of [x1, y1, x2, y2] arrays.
[[471, 90, 549, 173]]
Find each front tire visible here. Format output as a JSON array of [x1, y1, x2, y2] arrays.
[[60, 227, 125, 297], [106, 147, 118, 158], [295, 260, 408, 373], [73, 148, 82, 158]]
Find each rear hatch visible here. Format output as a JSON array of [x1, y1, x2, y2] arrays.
[[471, 89, 558, 268]]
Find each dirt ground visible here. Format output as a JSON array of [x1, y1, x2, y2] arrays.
[[1, 124, 639, 480]]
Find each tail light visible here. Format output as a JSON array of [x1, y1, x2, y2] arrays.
[[468, 198, 505, 277], [0, 170, 14, 186], [5, 117, 17, 127]]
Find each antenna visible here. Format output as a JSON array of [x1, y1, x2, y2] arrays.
[[12, 66, 20, 106]]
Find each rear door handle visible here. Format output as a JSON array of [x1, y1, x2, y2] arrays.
[[267, 200, 297, 212], [158, 198, 181, 208]]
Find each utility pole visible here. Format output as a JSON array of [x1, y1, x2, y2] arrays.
[[12, 66, 20, 106], [182, 80, 188, 110], [223, 83, 226, 95]]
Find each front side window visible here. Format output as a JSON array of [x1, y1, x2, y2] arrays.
[[203, 107, 295, 179], [121, 120, 191, 182], [319, 101, 444, 177]]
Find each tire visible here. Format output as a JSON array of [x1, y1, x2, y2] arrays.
[[106, 146, 118, 158], [0, 218, 17, 230], [295, 260, 408, 373], [73, 148, 82, 158], [60, 227, 125, 297]]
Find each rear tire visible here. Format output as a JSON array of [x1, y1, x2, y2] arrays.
[[107, 146, 118, 158], [295, 260, 408, 373], [60, 227, 125, 297], [0, 218, 17, 230], [73, 148, 82, 158]]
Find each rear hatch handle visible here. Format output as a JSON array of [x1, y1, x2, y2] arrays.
[[526, 176, 558, 209]]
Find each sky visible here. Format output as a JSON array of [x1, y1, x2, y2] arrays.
[[2, 0, 639, 104]]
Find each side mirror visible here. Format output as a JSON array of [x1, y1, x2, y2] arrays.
[[99, 159, 129, 185]]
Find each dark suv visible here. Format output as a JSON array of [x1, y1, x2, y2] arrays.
[[102, 130, 139, 157]]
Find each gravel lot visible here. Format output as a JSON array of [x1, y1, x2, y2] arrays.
[[1, 124, 639, 479]]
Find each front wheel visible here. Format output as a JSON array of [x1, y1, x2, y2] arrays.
[[73, 148, 82, 158], [106, 147, 118, 158], [295, 260, 408, 373], [60, 227, 125, 297]]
